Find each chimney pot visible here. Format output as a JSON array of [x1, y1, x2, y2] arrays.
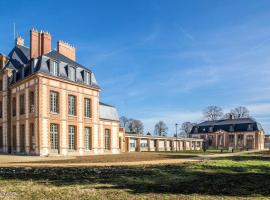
[[16, 36, 24, 46], [30, 28, 52, 59], [57, 40, 76, 61]]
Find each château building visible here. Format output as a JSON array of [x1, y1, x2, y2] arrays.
[[189, 117, 265, 150], [0, 29, 121, 156]]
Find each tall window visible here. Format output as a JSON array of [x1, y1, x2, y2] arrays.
[[50, 124, 59, 150], [19, 94, 25, 115], [50, 91, 59, 113], [69, 67, 76, 81], [84, 98, 91, 118], [105, 129, 111, 150], [0, 127, 2, 149], [30, 123, 35, 151], [68, 95, 76, 115], [0, 80, 3, 91], [229, 135, 234, 145], [12, 97, 16, 116], [0, 101, 2, 118], [85, 127, 92, 150], [20, 124, 25, 152], [29, 91, 35, 113], [12, 125, 16, 151], [68, 126, 76, 150], [51, 61, 59, 76], [85, 71, 91, 85]]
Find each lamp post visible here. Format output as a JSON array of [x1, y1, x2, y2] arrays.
[[175, 123, 178, 151]]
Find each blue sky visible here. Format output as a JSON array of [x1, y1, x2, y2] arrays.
[[1, 0, 270, 135]]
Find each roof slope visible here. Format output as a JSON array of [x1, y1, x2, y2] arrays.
[[6, 45, 99, 88], [99, 102, 119, 121], [190, 117, 263, 134]]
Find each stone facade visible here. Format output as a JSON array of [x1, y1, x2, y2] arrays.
[[0, 29, 121, 156], [123, 133, 203, 152], [190, 118, 265, 150]]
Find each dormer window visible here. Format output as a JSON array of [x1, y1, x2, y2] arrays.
[[209, 127, 213, 132], [194, 127, 198, 133], [85, 71, 91, 85], [51, 61, 59, 76], [229, 125, 234, 132], [69, 66, 76, 81], [247, 124, 253, 131]]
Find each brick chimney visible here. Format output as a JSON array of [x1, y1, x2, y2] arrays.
[[57, 40, 76, 61], [0, 54, 8, 70], [30, 29, 52, 59], [16, 36, 24, 46]]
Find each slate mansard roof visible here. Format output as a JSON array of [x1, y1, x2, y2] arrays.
[[6, 45, 99, 88], [190, 118, 263, 134], [4, 44, 119, 122], [99, 102, 119, 121]]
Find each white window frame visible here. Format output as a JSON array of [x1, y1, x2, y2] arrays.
[[68, 126, 76, 150], [52, 61, 59, 76], [69, 66, 76, 81], [50, 123, 59, 151], [85, 127, 92, 150], [68, 95, 76, 116], [105, 129, 111, 150], [84, 98, 91, 118], [85, 72, 91, 85], [29, 91, 35, 113], [50, 91, 59, 113]]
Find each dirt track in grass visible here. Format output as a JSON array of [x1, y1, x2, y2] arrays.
[[0, 150, 263, 167]]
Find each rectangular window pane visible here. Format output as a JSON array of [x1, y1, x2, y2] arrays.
[[69, 67, 76, 81], [52, 61, 59, 76], [29, 91, 35, 113], [85, 127, 92, 150], [50, 91, 59, 113], [20, 94, 25, 115], [68, 95, 76, 115], [105, 129, 111, 150], [12, 125, 16, 151], [50, 124, 59, 150], [84, 98, 91, 118], [30, 123, 35, 151], [12, 98, 16, 116], [68, 126, 76, 150], [0, 127, 3, 149], [85, 72, 91, 85], [20, 124, 25, 152], [0, 101, 2, 118]]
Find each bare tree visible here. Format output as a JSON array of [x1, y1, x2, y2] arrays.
[[132, 120, 144, 134], [203, 106, 223, 121], [120, 116, 129, 129], [154, 121, 168, 136], [181, 122, 195, 137], [223, 112, 236, 119], [126, 118, 134, 132], [231, 106, 249, 119]]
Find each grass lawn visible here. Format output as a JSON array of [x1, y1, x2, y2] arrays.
[[158, 149, 241, 154], [0, 152, 270, 199]]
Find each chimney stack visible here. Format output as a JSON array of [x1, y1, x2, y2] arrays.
[[30, 29, 52, 59], [16, 36, 24, 46], [57, 40, 76, 61], [0, 54, 8, 70]]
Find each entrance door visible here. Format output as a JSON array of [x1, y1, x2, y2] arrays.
[[246, 136, 254, 149], [50, 124, 59, 153]]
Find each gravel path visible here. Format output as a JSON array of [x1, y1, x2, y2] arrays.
[[0, 150, 263, 167]]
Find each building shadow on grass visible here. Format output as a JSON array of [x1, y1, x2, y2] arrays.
[[0, 157, 270, 197]]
